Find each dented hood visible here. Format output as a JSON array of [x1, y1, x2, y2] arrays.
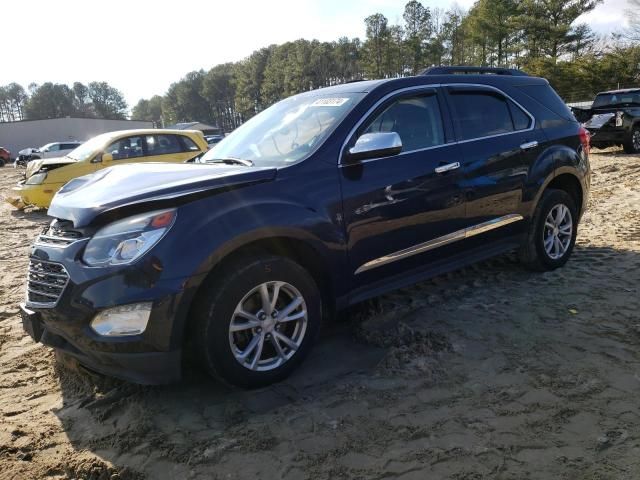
[[25, 156, 76, 177], [48, 162, 277, 227]]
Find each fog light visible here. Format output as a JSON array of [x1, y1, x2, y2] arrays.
[[91, 303, 152, 337]]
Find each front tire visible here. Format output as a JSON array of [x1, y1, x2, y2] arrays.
[[193, 255, 322, 388], [519, 189, 578, 271], [623, 126, 640, 154]]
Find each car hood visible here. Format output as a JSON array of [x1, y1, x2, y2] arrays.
[[26, 157, 75, 177], [48, 162, 278, 227], [18, 147, 38, 156]]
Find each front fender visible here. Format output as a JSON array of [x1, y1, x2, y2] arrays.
[[160, 196, 347, 350]]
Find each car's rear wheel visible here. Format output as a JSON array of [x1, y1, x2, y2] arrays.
[[193, 255, 321, 388], [623, 126, 640, 153], [519, 189, 578, 271]]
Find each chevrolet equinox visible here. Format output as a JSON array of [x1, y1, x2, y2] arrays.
[[20, 67, 591, 388]]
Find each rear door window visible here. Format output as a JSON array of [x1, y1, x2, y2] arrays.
[[145, 134, 182, 155], [448, 90, 516, 141]]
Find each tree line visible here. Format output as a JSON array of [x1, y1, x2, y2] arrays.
[[133, 0, 640, 132], [0, 81, 127, 122], [4, 0, 640, 129]]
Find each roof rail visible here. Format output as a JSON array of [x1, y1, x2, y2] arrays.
[[421, 66, 528, 77]]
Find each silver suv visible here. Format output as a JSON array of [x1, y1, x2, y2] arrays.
[[15, 141, 83, 167]]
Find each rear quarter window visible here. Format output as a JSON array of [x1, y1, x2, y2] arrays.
[[516, 84, 576, 122], [180, 135, 201, 152]]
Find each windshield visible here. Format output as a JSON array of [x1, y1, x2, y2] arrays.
[[66, 133, 114, 162], [593, 92, 640, 108], [201, 92, 365, 167]]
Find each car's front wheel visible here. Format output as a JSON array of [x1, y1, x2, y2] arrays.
[[193, 255, 321, 388], [519, 189, 578, 271]]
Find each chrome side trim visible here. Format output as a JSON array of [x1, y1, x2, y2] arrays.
[[354, 214, 524, 274], [465, 214, 524, 238]]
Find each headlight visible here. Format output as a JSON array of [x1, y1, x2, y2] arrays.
[[83, 209, 176, 266], [91, 303, 151, 336], [25, 172, 47, 185]]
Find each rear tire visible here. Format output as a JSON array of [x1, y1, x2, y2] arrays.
[[623, 127, 640, 153], [519, 189, 578, 271], [193, 255, 322, 388]]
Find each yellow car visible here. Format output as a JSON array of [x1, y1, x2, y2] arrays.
[[8, 129, 208, 208]]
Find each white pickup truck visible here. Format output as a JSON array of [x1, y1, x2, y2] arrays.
[[15, 141, 83, 167]]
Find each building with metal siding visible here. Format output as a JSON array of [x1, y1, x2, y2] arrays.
[[0, 117, 153, 159]]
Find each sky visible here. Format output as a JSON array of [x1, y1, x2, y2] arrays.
[[0, 0, 631, 109]]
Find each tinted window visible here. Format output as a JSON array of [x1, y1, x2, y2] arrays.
[[61, 143, 80, 150], [517, 84, 574, 121], [145, 135, 182, 155], [106, 136, 144, 160], [362, 94, 445, 151], [48, 144, 60, 151], [180, 135, 201, 152], [592, 92, 640, 108], [508, 100, 532, 130], [450, 92, 514, 140]]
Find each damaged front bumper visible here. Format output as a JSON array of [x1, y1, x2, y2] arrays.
[[7, 181, 62, 209]]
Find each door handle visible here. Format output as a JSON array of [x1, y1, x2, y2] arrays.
[[435, 162, 460, 174], [520, 141, 539, 151]]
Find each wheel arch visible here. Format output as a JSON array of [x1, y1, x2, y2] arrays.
[[545, 172, 584, 216], [179, 232, 341, 350]]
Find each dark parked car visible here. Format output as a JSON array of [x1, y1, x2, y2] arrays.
[[0, 147, 10, 166], [20, 67, 590, 388], [205, 134, 224, 148], [572, 88, 640, 153]]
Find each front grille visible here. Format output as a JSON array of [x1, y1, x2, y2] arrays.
[[26, 260, 69, 306]]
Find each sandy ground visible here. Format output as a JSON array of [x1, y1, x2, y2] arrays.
[[1, 152, 639, 479]]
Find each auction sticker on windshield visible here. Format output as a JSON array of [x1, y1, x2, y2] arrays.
[[311, 98, 350, 107]]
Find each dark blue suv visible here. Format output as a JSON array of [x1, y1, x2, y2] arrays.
[[20, 67, 591, 388]]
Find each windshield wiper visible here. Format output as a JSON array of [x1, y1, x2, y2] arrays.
[[206, 157, 254, 167]]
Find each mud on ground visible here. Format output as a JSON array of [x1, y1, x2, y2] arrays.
[[1, 152, 639, 479]]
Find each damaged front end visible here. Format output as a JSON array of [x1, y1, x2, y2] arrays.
[[6, 159, 74, 209], [572, 108, 629, 150]]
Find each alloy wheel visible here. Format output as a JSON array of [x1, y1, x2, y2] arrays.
[[543, 204, 573, 260], [633, 130, 640, 151], [228, 281, 308, 371]]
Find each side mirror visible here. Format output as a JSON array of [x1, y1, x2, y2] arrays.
[[345, 132, 403, 163]]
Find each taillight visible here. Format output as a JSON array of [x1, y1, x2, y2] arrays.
[[578, 126, 590, 154]]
